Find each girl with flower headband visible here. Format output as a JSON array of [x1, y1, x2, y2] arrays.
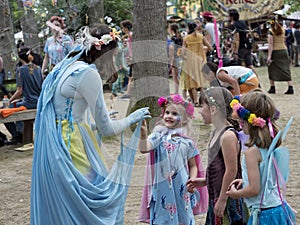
[[187, 86, 249, 225], [31, 24, 151, 225], [226, 92, 296, 225], [139, 94, 208, 224]]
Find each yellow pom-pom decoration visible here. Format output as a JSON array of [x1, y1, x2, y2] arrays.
[[230, 99, 239, 108], [248, 113, 256, 124]]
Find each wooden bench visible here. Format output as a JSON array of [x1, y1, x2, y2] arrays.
[[0, 109, 37, 144]]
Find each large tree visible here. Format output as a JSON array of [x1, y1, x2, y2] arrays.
[[20, 5, 41, 54], [129, 0, 169, 124], [87, 0, 104, 25], [0, 0, 18, 77]]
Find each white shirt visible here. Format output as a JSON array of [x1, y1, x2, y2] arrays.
[[216, 66, 256, 87]]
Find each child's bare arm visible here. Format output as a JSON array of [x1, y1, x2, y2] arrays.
[[214, 130, 239, 217], [139, 120, 152, 153], [186, 177, 206, 189], [187, 157, 199, 193], [227, 146, 261, 199], [188, 157, 198, 180]]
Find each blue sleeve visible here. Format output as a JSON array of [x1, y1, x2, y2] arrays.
[[148, 131, 162, 150], [185, 139, 199, 160]]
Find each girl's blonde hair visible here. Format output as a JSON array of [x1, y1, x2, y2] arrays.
[[240, 92, 281, 148]]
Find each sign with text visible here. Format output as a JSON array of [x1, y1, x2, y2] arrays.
[[208, 0, 284, 20]]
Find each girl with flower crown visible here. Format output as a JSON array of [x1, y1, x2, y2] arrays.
[[226, 92, 296, 225], [187, 87, 249, 225], [139, 93, 208, 225]]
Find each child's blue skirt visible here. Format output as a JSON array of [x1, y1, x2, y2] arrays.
[[248, 202, 296, 225]]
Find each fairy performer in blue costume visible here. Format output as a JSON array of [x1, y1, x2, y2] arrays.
[[30, 24, 151, 225]]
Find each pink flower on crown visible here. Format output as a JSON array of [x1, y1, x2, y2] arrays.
[[158, 97, 168, 107], [172, 94, 184, 104], [185, 103, 194, 117]]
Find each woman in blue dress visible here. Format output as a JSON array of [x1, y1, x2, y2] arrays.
[[30, 24, 150, 225]]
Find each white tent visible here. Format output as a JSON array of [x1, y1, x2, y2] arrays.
[[287, 11, 300, 21]]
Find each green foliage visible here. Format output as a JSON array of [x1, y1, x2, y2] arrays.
[[5, 83, 16, 93], [104, 0, 133, 27], [285, 0, 300, 14], [9, 0, 23, 32], [9, 0, 133, 36]]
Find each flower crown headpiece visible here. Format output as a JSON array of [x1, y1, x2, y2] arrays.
[[158, 94, 194, 118], [230, 96, 266, 128], [75, 26, 120, 53]]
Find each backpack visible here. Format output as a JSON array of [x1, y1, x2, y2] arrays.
[[233, 21, 253, 49], [286, 29, 295, 44]]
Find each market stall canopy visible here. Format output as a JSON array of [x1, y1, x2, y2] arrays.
[[286, 11, 300, 21], [207, 0, 284, 20]]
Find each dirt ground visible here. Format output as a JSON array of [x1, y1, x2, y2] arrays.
[[0, 66, 299, 225]]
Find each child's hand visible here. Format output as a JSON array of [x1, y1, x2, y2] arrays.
[[140, 120, 148, 139], [214, 198, 226, 218], [187, 186, 196, 193], [186, 178, 206, 192], [228, 179, 242, 190], [226, 179, 242, 199]]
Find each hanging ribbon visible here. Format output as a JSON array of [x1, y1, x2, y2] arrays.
[[214, 18, 222, 68]]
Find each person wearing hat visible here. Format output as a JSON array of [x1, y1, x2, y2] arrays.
[[3, 47, 43, 145], [202, 11, 220, 47]]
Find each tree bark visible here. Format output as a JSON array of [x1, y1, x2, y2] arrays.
[[21, 7, 41, 55], [0, 0, 18, 77], [87, 0, 104, 25], [129, 0, 169, 119]]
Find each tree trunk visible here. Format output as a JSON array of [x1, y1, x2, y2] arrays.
[[129, 0, 169, 121], [21, 7, 41, 55], [0, 0, 18, 77], [87, 0, 104, 25]]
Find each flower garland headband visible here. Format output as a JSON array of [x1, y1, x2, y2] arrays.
[[230, 96, 266, 128], [75, 26, 120, 53], [158, 94, 194, 118]]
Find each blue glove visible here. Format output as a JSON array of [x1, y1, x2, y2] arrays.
[[128, 107, 151, 125]]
